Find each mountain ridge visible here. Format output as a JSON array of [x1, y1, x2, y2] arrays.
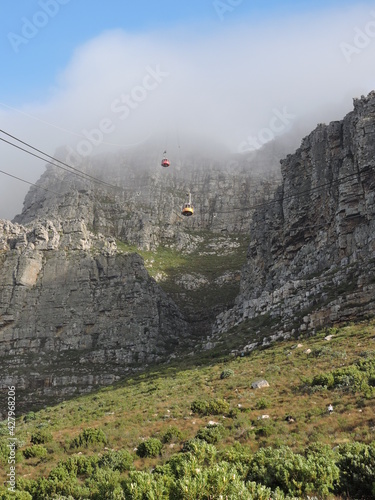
[[212, 91, 375, 347], [2, 93, 375, 411]]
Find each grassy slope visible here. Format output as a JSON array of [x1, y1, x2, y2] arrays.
[[117, 231, 249, 315], [1, 320, 374, 486]]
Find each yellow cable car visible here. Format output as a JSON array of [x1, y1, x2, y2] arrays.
[[181, 192, 194, 216]]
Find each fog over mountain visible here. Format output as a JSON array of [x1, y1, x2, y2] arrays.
[[1, 3, 375, 219]]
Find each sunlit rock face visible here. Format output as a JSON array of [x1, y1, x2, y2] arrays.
[[1, 137, 285, 412], [214, 92, 375, 338], [6, 88, 375, 409], [0, 218, 189, 414], [13, 143, 283, 251]]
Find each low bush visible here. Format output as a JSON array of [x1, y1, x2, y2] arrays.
[[98, 449, 134, 472], [23, 445, 48, 459], [161, 426, 183, 444], [58, 454, 98, 477], [246, 445, 339, 497], [0, 489, 32, 499], [70, 428, 107, 449], [255, 398, 269, 410], [18, 472, 90, 499], [30, 429, 53, 445], [220, 369, 234, 379], [122, 471, 174, 499], [0, 441, 9, 464], [336, 441, 375, 498], [181, 438, 217, 464], [136, 438, 163, 458], [310, 358, 375, 396], [196, 424, 225, 444], [85, 468, 124, 500], [23, 412, 36, 423], [190, 400, 209, 415], [191, 398, 230, 416], [311, 372, 334, 388]]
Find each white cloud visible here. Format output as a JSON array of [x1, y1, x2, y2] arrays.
[[1, 4, 375, 219]]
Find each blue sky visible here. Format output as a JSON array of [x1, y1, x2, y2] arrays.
[[1, 0, 375, 219]]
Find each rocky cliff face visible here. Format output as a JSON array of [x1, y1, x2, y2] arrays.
[[0, 218, 189, 415], [213, 92, 375, 344], [1, 140, 285, 413], [14, 146, 282, 251], [4, 92, 375, 409]]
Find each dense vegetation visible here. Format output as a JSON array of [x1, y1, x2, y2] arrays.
[[116, 232, 249, 315], [1, 321, 375, 498]]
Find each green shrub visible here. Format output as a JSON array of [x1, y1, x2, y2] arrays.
[[191, 398, 230, 416], [255, 398, 269, 410], [161, 426, 183, 444], [30, 429, 53, 445], [209, 398, 230, 415], [254, 425, 274, 438], [70, 428, 107, 449], [136, 438, 163, 458], [311, 372, 334, 388], [181, 438, 217, 464], [0, 441, 9, 464], [172, 461, 254, 499], [19, 472, 89, 499], [48, 465, 74, 482], [190, 400, 209, 415], [307, 384, 327, 394], [85, 468, 124, 500], [310, 359, 375, 395], [122, 471, 174, 499], [0, 489, 32, 499], [219, 444, 252, 478], [166, 452, 200, 480], [46, 465, 91, 497], [336, 441, 375, 498], [310, 346, 346, 359], [220, 369, 234, 379], [245, 481, 274, 499], [23, 445, 48, 459], [24, 476, 90, 500], [196, 424, 225, 444], [61, 454, 99, 476], [247, 445, 339, 497], [98, 449, 134, 472], [332, 366, 364, 391], [23, 412, 36, 423], [228, 407, 240, 418]]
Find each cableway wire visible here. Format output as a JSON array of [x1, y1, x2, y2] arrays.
[[0, 130, 154, 196], [0, 130, 123, 191], [0, 128, 372, 220], [0, 168, 61, 196]]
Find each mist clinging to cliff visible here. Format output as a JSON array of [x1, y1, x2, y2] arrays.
[[1, 3, 375, 218]]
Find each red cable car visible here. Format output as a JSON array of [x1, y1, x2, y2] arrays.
[[161, 150, 170, 168]]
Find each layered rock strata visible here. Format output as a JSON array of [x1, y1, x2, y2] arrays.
[[0, 218, 188, 415], [213, 92, 375, 339]]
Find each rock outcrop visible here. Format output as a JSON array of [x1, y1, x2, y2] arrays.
[[0, 218, 188, 415], [213, 92, 375, 340], [4, 90, 375, 412], [14, 148, 281, 251], [1, 140, 285, 413]]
